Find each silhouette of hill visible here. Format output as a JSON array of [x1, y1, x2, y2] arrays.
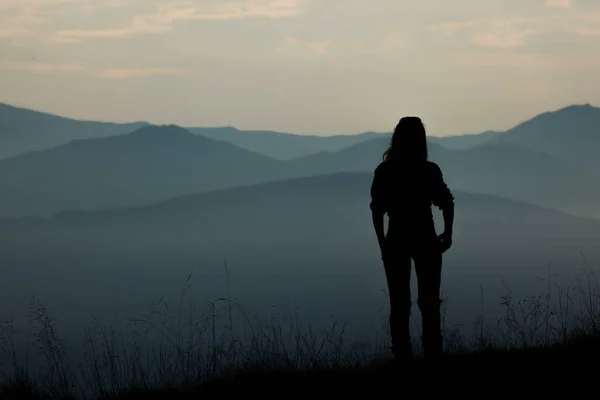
[[186, 126, 385, 160], [420, 104, 600, 161], [428, 130, 504, 149], [2, 102, 599, 219], [0, 125, 302, 218], [290, 137, 600, 218], [490, 104, 600, 172], [2, 120, 599, 219], [0, 101, 386, 161], [3, 172, 598, 260], [2, 172, 600, 399], [1, 172, 598, 345], [4, 102, 598, 167], [3, 331, 600, 398], [185, 105, 600, 165], [0, 103, 149, 159]]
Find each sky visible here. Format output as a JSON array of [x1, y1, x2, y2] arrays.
[[1, 0, 600, 137]]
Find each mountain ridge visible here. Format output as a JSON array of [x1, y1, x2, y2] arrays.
[[0, 171, 594, 227], [0, 124, 302, 218], [3, 101, 598, 160]]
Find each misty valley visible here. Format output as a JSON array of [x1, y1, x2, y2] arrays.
[[1, 103, 600, 381]]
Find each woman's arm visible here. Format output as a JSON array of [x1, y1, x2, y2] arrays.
[[442, 202, 454, 236], [371, 210, 386, 250], [431, 163, 455, 238], [370, 165, 388, 251]]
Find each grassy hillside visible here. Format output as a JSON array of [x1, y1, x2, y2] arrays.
[[1, 270, 599, 399]]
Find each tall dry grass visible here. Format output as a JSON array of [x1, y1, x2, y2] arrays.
[[1, 264, 600, 399]]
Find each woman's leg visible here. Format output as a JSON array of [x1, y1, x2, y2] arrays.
[[414, 248, 443, 359], [382, 239, 413, 361]]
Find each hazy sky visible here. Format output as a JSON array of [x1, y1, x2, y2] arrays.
[[1, 0, 600, 136]]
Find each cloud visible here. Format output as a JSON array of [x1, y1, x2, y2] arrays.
[[379, 31, 415, 52], [351, 31, 415, 58], [430, 10, 600, 68], [95, 67, 193, 79], [545, 0, 572, 8], [565, 11, 600, 36], [429, 17, 548, 49], [0, 0, 303, 44], [49, 0, 303, 43], [0, 0, 125, 42], [429, 5, 600, 48], [443, 52, 548, 68], [472, 28, 544, 48], [0, 60, 87, 73], [0, 59, 193, 79], [444, 50, 600, 69], [282, 37, 332, 58]]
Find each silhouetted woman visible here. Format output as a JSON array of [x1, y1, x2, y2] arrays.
[[370, 116, 455, 362]]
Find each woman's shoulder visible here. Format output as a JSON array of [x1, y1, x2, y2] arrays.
[[374, 160, 391, 174], [375, 160, 439, 172], [425, 161, 443, 174], [375, 160, 443, 176]]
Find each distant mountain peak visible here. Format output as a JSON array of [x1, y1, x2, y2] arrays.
[[127, 124, 195, 139], [59, 124, 199, 150], [508, 103, 600, 134], [562, 103, 594, 109], [0, 102, 151, 126], [551, 103, 597, 114]]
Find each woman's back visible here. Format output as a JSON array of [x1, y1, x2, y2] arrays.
[[370, 116, 456, 362], [370, 159, 453, 224]]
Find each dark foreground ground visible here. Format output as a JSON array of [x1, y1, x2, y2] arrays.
[[3, 334, 598, 399]]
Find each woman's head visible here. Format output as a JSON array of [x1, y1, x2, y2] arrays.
[[382, 116, 428, 163]]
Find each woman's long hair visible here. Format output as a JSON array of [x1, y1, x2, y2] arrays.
[[382, 116, 428, 163]]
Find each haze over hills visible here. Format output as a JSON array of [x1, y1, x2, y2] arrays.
[[2, 102, 598, 169], [1, 101, 600, 385], [0, 102, 385, 160], [428, 130, 504, 149], [1, 104, 599, 219], [289, 136, 600, 218], [415, 104, 600, 175], [186, 126, 385, 160], [194, 104, 600, 174], [26, 171, 598, 252], [0, 103, 149, 159], [0, 124, 307, 217], [490, 104, 600, 172], [1, 172, 598, 345], [373, 104, 600, 161], [191, 104, 600, 167]]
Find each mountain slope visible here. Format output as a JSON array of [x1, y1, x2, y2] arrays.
[[187, 104, 600, 163], [289, 137, 600, 218], [4, 120, 597, 220], [491, 104, 600, 171], [0, 103, 149, 159], [2, 172, 598, 348], [421, 104, 600, 162], [186, 127, 385, 160], [0, 101, 384, 160], [3, 102, 599, 219], [4, 102, 598, 167], [0, 125, 301, 218], [428, 130, 503, 150], [2, 172, 598, 269]]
